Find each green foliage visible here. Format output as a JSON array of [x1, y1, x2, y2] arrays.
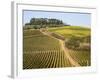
[[29, 18, 64, 25], [65, 36, 90, 50], [65, 37, 80, 49], [24, 18, 66, 29], [34, 25, 41, 29], [83, 35, 91, 43]]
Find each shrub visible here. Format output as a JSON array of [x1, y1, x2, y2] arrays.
[[34, 25, 41, 29], [83, 35, 91, 43], [65, 37, 80, 49], [79, 43, 90, 51], [65, 36, 90, 50]]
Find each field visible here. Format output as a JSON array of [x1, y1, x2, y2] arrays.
[[68, 50, 91, 66], [23, 26, 91, 69], [23, 50, 72, 69], [23, 29, 72, 69], [48, 26, 91, 66], [23, 30, 60, 51], [48, 26, 90, 38]]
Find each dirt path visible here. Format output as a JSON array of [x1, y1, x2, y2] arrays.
[[40, 29, 80, 67], [59, 40, 80, 67]]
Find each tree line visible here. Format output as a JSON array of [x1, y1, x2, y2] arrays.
[[24, 18, 70, 29]]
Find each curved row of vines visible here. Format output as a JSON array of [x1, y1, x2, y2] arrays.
[[23, 50, 72, 69]]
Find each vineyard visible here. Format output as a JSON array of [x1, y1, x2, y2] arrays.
[[23, 30, 61, 51], [23, 26, 91, 69], [68, 50, 91, 66], [23, 29, 72, 69], [48, 26, 91, 66], [23, 50, 71, 69]]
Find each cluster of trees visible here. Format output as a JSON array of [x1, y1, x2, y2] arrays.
[[30, 18, 63, 25], [65, 36, 90, 50], [25, 18, 70, 29]]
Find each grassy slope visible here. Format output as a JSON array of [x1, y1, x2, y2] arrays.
[[48, 26, 91, 66], [48, 26, 90, 38]]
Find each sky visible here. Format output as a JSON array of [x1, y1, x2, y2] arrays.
[[23, 10, 91, 27]]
